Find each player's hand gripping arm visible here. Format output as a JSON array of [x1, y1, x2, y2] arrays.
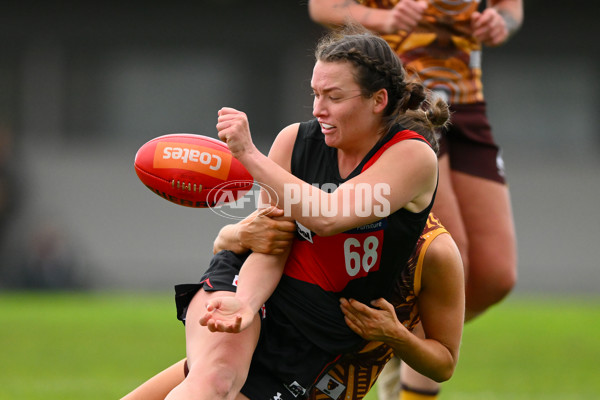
[[471, 0, 523, 46], [308, 0, 428, 35], [213, 206, 296, 256], [340, 233, 465, 382]]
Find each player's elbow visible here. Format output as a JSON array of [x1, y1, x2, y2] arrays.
[[432, 351, 460, 383], [422, 361, 455, 383], [299, 215, 350, 237], [310, 219, 339, 237], [432, 363, 456, 383]]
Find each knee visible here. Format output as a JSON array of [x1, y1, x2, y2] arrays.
[[484, 270, 516, 306], [184, 363, 241, 400], [498, 265, 517, 296], [465, 261, 517, 319], [489, 260, 517, 295], [210, 369, 238, 399]]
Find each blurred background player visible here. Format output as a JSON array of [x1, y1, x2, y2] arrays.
[[308, 1, 523, 399]]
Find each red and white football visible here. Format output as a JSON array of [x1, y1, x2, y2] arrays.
[[134, 133, 254, 208]]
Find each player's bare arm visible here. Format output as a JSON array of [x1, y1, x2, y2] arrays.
[[340, 232, 464, 382], [308, 0, 427, 35], [403, 232, 464, 381], [217, 108, 437, 237], [201, 121, 298, 333]]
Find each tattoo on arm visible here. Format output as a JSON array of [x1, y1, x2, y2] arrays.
[[337, 0, 357, 8], [498, 9, 521, 37]]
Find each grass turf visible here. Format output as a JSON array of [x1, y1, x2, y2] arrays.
[[0, 292, 598, 399]]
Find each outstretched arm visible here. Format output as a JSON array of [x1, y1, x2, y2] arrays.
[[201, 120, 299, 333], [200, 247, 291, 332]]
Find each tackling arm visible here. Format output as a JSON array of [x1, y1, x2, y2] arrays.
[[340, 232, 464, 382], [213, 206, 295, 256]]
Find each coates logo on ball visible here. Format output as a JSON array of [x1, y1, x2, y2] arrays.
[[134, 133, 255, 209], [155, 142, 228, 179]]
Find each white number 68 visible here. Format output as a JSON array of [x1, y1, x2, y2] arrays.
[[344, 236, 379, 276]]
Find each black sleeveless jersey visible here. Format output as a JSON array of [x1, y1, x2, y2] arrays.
[[267, 118, 436, 354]]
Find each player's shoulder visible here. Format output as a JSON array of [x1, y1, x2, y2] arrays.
[[381, 131, 438, 174], [420, 231, 463, 293], [424, 232, 461, 270], [267, 123, 301, 170], [279, 122, 301, 140], [269, 123, 300, 152]]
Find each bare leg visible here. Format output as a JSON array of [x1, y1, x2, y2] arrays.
[[121, 358, 253, 400], [450, 170, 517, 320], [431, 155, 469, 274], [165, 289, 261, 400], [432, 155, 516, 319]]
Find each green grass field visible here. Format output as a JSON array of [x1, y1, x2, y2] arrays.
[[1, 292, 599, 400]]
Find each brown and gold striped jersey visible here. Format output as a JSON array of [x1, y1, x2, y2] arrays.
[[360, 0, 483, 104]]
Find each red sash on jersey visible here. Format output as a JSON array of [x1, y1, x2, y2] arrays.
[[361, 129, 428, 172]]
